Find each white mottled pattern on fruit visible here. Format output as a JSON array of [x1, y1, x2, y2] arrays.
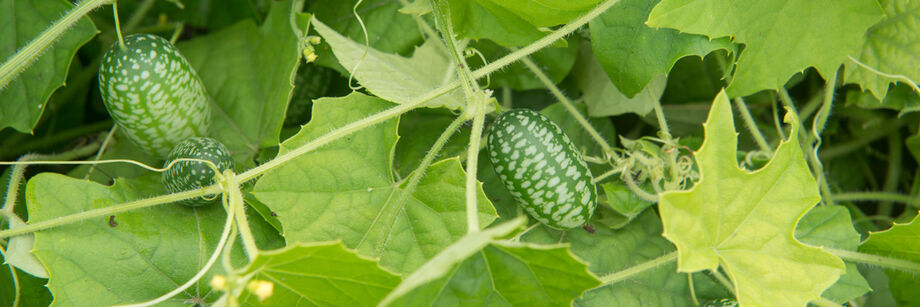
[[98, 34, 210, 158], [487, 109, 597, 229]]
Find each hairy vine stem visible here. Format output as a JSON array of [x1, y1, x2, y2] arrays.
[[0, 186, 220, 239], [733, 97, 772, 154], [239, 0, 622, 184], [0, 0, 111, 90], [826, 247, 920, 274], [227, 170, 258, 259], [598, 251, 676, 285]]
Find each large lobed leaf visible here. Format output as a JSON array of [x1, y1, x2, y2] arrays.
[[794, 206, 870, 303], [26, 173, 281, 306], [312, 18, 466, 110], [845, 0, 920, 100], [178, 3, 301, 165], [859, 213, 920, 306], [647, 0, 883, 97], [252, 93, 497, 275], [237, 242, 401, 306], [448, 0, 603, 47], [0, 0, 97, 133], [658, 90, 844, 307], [588, 0, 732, 98], [572, 42, 667, 117]]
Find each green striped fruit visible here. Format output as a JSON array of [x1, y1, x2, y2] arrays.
[[487, 109, 597, 229], [162, 137, 234, 207], [98, 33, 210, 158]]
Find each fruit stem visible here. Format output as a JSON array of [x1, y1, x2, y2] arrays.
[[112, 0, 127, 50], [826, 247, 920, 274], [518, 54, 618, 162], [0, 0, 110, 90], [598, 251, 676, 286]]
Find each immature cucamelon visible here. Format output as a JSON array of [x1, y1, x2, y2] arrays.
[[98, 33, 210, 158], [487, 109, 597, 229], [162, 137, 234, 207]]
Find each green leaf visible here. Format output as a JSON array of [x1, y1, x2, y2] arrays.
[[25, 173, 282, 306], [794, 206, 870, 303], [312, 18, 466, 110], [252, 93, 498, 275], [845, 0, 920, 100], [588, 0, 732, 97], [237, 242, 401, 306], [309, 0, 424, 74], [0, 0, 97, 133], [525, 210, 729, 306], [384, 236, 600, 306], [658, 90, 845, 307], [448, 0, 602, 47], [844, 84, 920, 115], [647, 0, 883, 97], [600, 181, 654, 225], [178, 3, 301, 164], [572, 43, 667, 117], [859, 213, 920, 306]]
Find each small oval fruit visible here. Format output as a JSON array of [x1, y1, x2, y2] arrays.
[[98, 33, 210, 158], [162, 137, 234, 207], [487, 109, 597, 229]]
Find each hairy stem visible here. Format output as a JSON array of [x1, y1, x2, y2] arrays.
[[396, 115, 465, 217], [240, 0, 620, 183], [0, 0, 111, 90], [428, 0, 480, 98], [599, 251, 676, 285], [227, 171, 258, 259], [2, 142, 102, 219], [464, 94, 488, 233], [518, 53, 615, 160], [0, 186, 221, 239], [733, 97, 772, 154], [827, 248, 920, 274], [778, 88, 835, 207]]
